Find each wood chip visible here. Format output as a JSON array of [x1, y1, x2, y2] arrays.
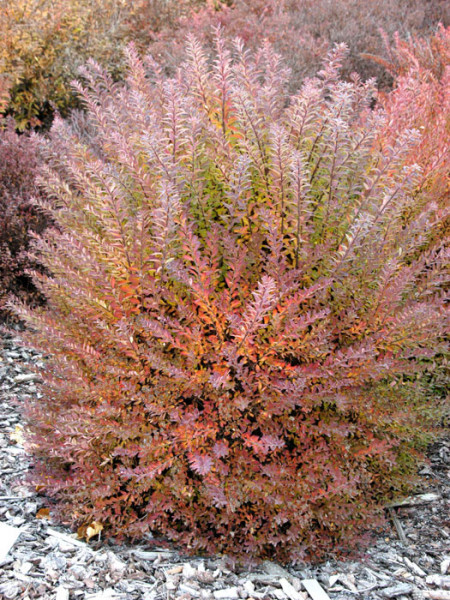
[[263, 560, 292, 579], [386, 493, 441, 508], [46, 528, 92, 549], [165, 565, 183, 575], [301, 579, 331, 600], [55, 587, 70, 600], [243, 581, 255, 594], [0, 496, 27, 501], [382, 583, 414, 597], [179, 583, 201, 596], [85, 589, 123, 600], [131, 549, 175, 560], [13, 373, 41, 384], [213, 587, 240, 599], [279, 577, 307, 600], [423, 592, 450, 600], [404, 557, 427, 577], [182, 562, 197, 578], [0, 522, 22, 562], [426, 575, 450, 589]]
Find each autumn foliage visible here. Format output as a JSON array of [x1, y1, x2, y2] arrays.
[[376, 25, 450, 211], [147, 0, 448, 90], [1, 0, 117, 128], [2, 0, 448, 130], [0, 121, 49, 318], [0, 0, 199, 129], [375, 27, 450, 409], [14, 37, 448, 562]]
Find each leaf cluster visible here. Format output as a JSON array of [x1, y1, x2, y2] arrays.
[[376, 25, 450, 212]]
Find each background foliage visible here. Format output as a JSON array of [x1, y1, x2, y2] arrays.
[[377, 24, 449, 212], [0, 0, 201, 129], [147, 0, 449, 91], [376, 26, 450, 408], [1, 0, 448, 129], [0, 120, 49, 317]]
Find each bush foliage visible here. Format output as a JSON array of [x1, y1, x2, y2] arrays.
[[2, 0, 448, 130], [15, 37, 448, 562], [0, 0, 201, 130], [375, 26, 450, 410], [1, 0, 121, 129], [149, 0, 449, 90], [0, 121, 49, 317], [376, 25, 449, 211]]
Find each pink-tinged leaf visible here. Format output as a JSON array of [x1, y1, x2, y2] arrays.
[[209, 370, 231, 389], [213, 440, 229, 458], [243, 433, 285, 455], [188, 452, 213, 475]]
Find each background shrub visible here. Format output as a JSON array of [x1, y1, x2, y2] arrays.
[[148, 0, 449, 91], [15, 37, 448, 562], [0, 0, 131, 129], [376, 25, 449, 211], [0, 121, 49, 318], [2, 0, 447, 130], [375, 25, 450, 415], [0, 0, 202, 130]]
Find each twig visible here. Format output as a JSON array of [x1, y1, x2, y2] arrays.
[[388, 507, 408, 545], [386, 493, 440, 508], [0, 496, 28, 501], [423, 592, 450, 600]]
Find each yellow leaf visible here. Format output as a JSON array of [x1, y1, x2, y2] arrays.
[[86, 521, 103, 540], [36, 507, 51, 520], [10, 425, 25, 446], [78, 521, 103, 541]]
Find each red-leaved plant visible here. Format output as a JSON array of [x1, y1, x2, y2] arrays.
[[14, 36, 448, 562], [0, 120, 48, 318], [374, 26, 450, 411], [375, 25, 449, 212], [142, 0, 448, 91]]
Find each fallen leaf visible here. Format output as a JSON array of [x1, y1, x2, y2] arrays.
[[78, 521, 103, 541], [36, 508, 51, 520], [10, 425, 25, 445]]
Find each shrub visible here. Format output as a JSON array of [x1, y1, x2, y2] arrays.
[[147, 0, 449, 91], [0, 77, 10, 114], [0, 0, 200, 130], [0, 0, 121, 129], [3, 0, 446, 130], [123, 0, 207, 49], [0, 121, 49, 318], [375, 25, 450, 211], [374, 26, 450, 413], [14, 37, 447, 562]]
